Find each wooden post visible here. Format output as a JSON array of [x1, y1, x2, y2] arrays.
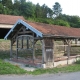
[[27, 39, 29, 49], [64, 41, 67, 55], [67, 40, 71, 65], [32, 40, 35, 60], [67, 43, 70, 59], [10, 40, 13, 58], [21, 36, 23, 49], [41, 40, 46, 64], [16, 38, 18, 59], [52, 40, 54, 66]]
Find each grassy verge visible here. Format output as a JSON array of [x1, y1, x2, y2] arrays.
[[0, 59, 26, 74], [0, 56, 80, 75], [27, 61, 80, 75], [0, 52, 10, 59]]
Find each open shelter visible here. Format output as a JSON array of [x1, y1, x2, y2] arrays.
[[4, 19, 80, 68]]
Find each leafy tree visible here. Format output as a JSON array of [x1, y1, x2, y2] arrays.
[[41, 4, 49, 18], [53, 2, 62, 17], [13, 0, 21, 15], [2, 0, 12, 9], [0, 0, 2, 3], [54, 19, 70, 27], [35, 3, 42, 18], [20, 1, 35, 17], [0, 3, 3, 14], [19, 0, 26, 4], [47, 7, 53, 18], [57, 14, 80, 28]]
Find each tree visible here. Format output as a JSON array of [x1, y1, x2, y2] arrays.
[[0, 3, 3, 14], [47, 8, 53, 18], [41, 4, 49, 18], [2, 0, 12, 9], [13, 0, 21, 15], [35, 3, 42, 18], [20, 0, 26, 4], [54, 19, 70, 27], [53, 2, 62, 17], [20, 1, 35, 17]]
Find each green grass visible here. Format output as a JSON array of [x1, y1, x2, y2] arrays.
[[0, 40, 80, 75], [0, 52, 80, 75], [0, 52, 10, 59], [0, 59, 26, 74], [27, 61, 80, 75]]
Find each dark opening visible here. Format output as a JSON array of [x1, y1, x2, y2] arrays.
[[0, 28, 10, 39]]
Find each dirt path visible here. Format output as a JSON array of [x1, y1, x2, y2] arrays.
[[0, 72, 80, 80]]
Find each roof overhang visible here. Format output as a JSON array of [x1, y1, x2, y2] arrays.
[[43, 34, 80, 39], [4, 19, 43, 40]]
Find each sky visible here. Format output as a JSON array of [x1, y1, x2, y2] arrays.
[[27, 0, 80, 17]]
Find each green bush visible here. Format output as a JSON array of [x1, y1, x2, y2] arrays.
[[54, 19, 70, 27]]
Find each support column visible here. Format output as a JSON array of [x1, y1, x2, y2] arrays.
[[64, 41, 67, 55], [41, 40, 46, 64], [16, 38, 18, 59], [21, 36, 23, 49], [27, 39, 29, 49], [32, 40, 35, 60], [67, 40, 71, 65], [52, 40, 54, 66], [10, 40, 13, 58]]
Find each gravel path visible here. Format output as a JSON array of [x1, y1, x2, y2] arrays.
[[0, 72, 80, 80]]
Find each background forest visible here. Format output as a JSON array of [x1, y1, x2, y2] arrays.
[[0, 0, 80, 28]]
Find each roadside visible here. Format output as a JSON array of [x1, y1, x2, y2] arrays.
[[3, 59, 80, 75], [4, 59, 36, 71], [0, 71, 80, 80]]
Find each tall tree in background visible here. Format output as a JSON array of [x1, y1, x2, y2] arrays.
[[20, 0, 26, 4], [0, 3, 3, 13], [2, 0, 12, 9], [47, 7, 53, 18], [21, 1, 35, 17], [13, 0, 21, 15], [35, 3, 41, 18], [41, 4, 49, 18], [53, 2, 62, 17]]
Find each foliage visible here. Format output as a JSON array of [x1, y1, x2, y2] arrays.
[[56, 14, 80, 28], [53, 2, 62, 17], [0, 0, 80, 28], [54, 19, 70, 27], [0, 59, 26, 74]]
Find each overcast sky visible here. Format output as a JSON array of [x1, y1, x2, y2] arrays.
[[27, 0, 80, 17]]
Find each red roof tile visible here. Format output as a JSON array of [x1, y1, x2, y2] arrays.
[[26, 21, 80, 38], [0, 14, 25, 25]]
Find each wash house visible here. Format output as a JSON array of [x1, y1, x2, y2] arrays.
[[4, 20, 80, 68]]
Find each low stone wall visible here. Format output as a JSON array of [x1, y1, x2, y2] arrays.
[[41, 55, 80, 68]]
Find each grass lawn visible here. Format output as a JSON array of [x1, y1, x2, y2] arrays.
[[0, 51, 80, 75], [0, 39, 80, 75], [0, 59, 26, 74]]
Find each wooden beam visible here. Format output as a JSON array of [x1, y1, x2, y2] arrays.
[[32, 40, 35, 61], [27, 39, 29, 49], [53, 40, 55, 66], [10, 40, 13, 58], [21, 36, 23, 49], [16, 38, 18, 59], [66, 39, 71, 65], [18, 31, 32, 34], [41, 40, 46, 64]]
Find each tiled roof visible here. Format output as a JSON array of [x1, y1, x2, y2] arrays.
[[0, 14, 25, 25], [4, 20, 80, 39], [26, 21, 80, 38]]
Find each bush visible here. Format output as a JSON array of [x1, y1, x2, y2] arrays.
[[53, 19, 70, 27]]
